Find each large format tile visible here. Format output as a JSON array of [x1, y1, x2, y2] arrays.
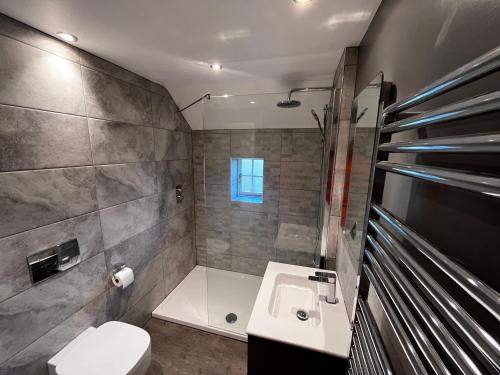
[[109, 253, 164, 319], [99, 195, 159, 249], [230, 131, 281, 161], [0, 253, 107, 364], [82, 67, 152, 125], [280, 161, 321, 191], [175, 131, 191, 160], [160, 209, 193, 247], [0, 104, 91, 172], [231, 256, 269, 276], [204, 158, 229, 185], [151, 92, 178, 130], [0, 167, 98, 238], [163, 233, 195, 295], [95, 162, 156, 208], [156, 159, 193, 192], [0, 14, 80, 63], [0, 212, 103, 303], [120, 282, 165, 327], [0, 35, 85, 115], [0, 292, 109, 375], [159, 183, 194, 220], [104, 224, 161, 272], [88, 118, 154, 164], [154, 128, 175, 161], [79, 51, 151, 90]]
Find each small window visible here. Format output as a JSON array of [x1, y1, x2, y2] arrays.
[[231, 158, 264, 203]]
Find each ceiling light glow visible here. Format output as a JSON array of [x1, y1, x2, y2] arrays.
[[250, 101, 256, 104], [210, 63, 223, 71], [57, 32, 78, 42], [293, 0, 312, 4]]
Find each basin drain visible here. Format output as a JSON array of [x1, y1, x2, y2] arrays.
[[296, 310, 309, 321], [226, 313, 238, 324]]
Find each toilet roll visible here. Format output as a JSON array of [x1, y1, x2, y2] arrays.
[[112, 267, 134, 288]]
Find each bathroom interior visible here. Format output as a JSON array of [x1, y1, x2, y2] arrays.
[[0, 1, 499, 374]]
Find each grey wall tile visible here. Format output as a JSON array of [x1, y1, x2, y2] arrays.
[[280, 161, 321, 191], [79, 51, 151, 90], [163, 233, 195, 295], [99, 195, 159, 249], [205, 159, 229, 185], [120, 282, 165, 327], [231, 256, 268, 276], [95, 162, 156, 208], [276, 249, 315, 267], [281, 131, 322, 162], [154, 128, 176, 161], [204, 184, 230, 208], [0, 291, 109, 375], [230, 188, 279, 214], [88, 118, 154, 164], [0, 253, 107, 364], [196, 207, 230, 233], [110, 253, 164, 319], [82, 67, 152, 125], [231, 131, 281, 161], [0, 35, 85, 115], [104, 224, 161, 272], [0, 104, 91, 172], [204, 133, 230, 159], [175, 131, 191, 160], [0, 167, 98, 238], [0, 212, 103, 303], [161, 209, 193, 246], [279, 188, 320, 218], [152, 92, 178, 130], [159, 183, 194, 220], [157, 159, 193, 192], [0, 14, 80, 63]]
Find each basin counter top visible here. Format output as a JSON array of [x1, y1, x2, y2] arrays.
[[246, 262, 352, 358]]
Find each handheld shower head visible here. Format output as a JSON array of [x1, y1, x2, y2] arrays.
[[311, 109, 325, 142]]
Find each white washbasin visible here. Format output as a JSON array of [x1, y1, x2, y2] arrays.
[[247, 262, 352, 358], [268, 273, 320, 327]]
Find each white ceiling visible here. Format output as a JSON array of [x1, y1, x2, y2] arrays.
[[0, 0, 381, 129]]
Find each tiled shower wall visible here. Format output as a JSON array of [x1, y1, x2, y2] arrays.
[[193, 128, 322, 276], [0, 14, 195, 374]]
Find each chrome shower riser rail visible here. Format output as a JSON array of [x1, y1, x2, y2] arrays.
[[371, 204, 500, 321], [368, 219, 500, 374], [383, 46, 500, 114], [376, 161, 500, 198], [367, 234, 483, 374], [382, 90, 500, 133], [378, 132, 500, 153]]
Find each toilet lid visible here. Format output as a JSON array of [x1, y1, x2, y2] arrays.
[[56, 321, 150, 375]]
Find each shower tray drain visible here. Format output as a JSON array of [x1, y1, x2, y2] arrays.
[[225, 313, 238, 324]]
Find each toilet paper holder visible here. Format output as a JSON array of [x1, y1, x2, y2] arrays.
[[112, 263, 126, 278]]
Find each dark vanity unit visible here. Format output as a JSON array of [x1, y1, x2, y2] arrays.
[[248, 335, 348, 373]]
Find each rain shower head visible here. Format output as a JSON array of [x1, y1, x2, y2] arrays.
[[277, 99, 301, 108], [276, 86, 333, 109]]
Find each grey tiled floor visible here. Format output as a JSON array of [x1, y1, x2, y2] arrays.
[[145, 319, 247, 375]]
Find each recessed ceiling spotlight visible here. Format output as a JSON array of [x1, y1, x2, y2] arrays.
[[210, 63, 223, 71], [250, 101, 256, 104], [57, 32, 78, 43], [293, 0, 312, 4]]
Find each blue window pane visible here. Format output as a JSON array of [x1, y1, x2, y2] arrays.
[[253, 159, 263, 177], [241, 159, 253, 176], [253, 177, 263, 194], [241, 176, 252, 193]]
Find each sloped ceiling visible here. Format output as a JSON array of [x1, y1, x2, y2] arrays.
[[0, 0, 381, 129]]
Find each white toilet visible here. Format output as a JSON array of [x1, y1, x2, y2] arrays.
[[47, 321, 151, 375]]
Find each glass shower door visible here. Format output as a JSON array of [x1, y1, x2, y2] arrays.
[[195, 91, 330, 336]]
